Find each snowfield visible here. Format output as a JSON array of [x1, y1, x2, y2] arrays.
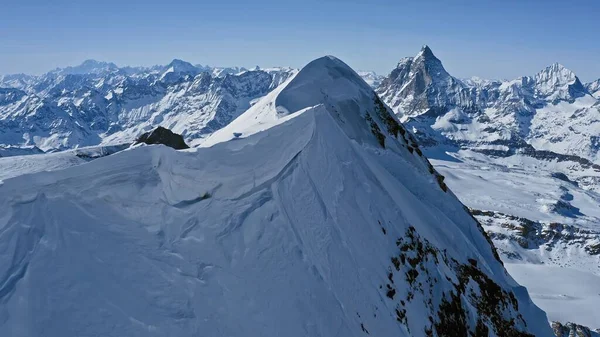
[[506, 264, 600, 328], [0, 56, 552, 336]]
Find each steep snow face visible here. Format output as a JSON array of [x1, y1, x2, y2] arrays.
[[0, 60, 296, 152], [0, 56, 552, 337], [204, 56, 392, 147]]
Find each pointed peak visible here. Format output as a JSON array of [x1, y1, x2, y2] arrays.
[[166, 59, 195, 68], [416, 45, 437, 60], [162, 59, 199, 76]]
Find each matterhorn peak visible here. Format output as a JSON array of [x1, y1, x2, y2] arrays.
[[415, 45, 440, 63], [377, 46, 461, 117], [418, 44, 434, 57]]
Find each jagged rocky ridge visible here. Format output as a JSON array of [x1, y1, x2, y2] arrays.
[[472, 209, 600, 260], [0, 56, 553, 336]]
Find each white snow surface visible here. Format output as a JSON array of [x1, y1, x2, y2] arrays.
[[506, 263, 600, 329], [0, 56, 552, 336]]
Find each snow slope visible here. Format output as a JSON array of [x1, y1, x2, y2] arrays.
[[506, 264, 600, 329], [0, 56, 552, 336]]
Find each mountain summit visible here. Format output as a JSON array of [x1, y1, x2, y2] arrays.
[[534, 63, 587, 101], [378, 46, 470, 118], [377, 47, 600, 163], [0, 55, 552, 336]]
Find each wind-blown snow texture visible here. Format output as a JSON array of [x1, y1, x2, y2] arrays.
[[0, 56, 552, 336]]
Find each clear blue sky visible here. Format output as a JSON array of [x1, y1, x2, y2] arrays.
[[2, 0, 599, 81]]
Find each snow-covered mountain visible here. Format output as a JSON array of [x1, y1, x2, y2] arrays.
[[586, 79, 600, 98], [377, 45, 600, 165], [377, 46, 600, 330], [0, 62, 385, 156], [0, 56, 553, 336], [357, 70, 384, 88], [0, 60, 296, 153]]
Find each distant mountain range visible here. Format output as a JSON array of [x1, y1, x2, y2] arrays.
[[377, 45, 600, 165], [0, 60, 296, 154]]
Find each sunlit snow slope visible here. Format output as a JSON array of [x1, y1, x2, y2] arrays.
[[0, 56, 552, 336]]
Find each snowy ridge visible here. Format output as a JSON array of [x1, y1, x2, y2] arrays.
[[0, 56, 552, 336]]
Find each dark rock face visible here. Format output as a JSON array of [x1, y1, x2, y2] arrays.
[[135, 126, 190, 150], [385, 226, 534, 337]]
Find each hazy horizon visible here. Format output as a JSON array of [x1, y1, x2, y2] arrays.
[[3, 0, 600, 81]]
